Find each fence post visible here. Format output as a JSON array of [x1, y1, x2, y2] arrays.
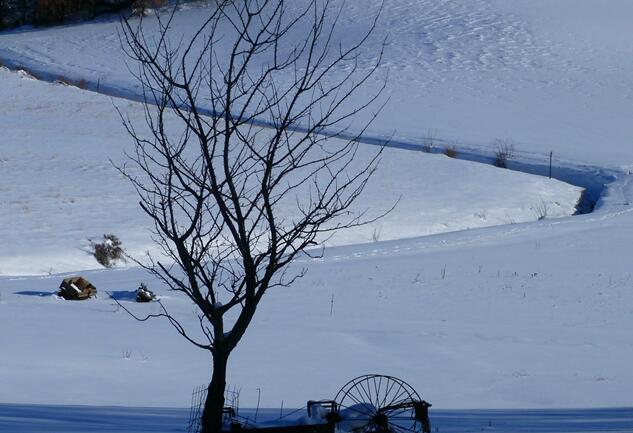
[[549, 151, 553, 179]]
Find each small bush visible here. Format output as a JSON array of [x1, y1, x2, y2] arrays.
[[531, 200, 548, 220], [371, 226, 382, 242], [443, 146, 458, 158], [56, 76, 88, 89], [493, 139, 514, 168], [90, 234, 125, 268], [56, 75, 72, 86]]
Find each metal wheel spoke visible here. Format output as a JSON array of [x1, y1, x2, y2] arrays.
[[334, 374, 426, 433], [358, 380, 374, 406], [345, 392, 367, 408], [353, 379, 371, 405], [375, 375, 383, 410], [385, 408, 414, 425], [386, 386, 409, 410], [387, 395, 416, 411], [380, 378, 399, 409], [338, 401, 374, 417], [360, 422, 376, 433], [345, 388, 366, 407], [372, 375, 381, 409], [383, 407, 412, 419], [346, 388, 367, 409], [391, 422, 419, 433]]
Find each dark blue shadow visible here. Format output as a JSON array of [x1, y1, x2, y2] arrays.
[[108, 290, 137, 302], [14, 291, 55, 297]]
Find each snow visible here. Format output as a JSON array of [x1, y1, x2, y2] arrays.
[[2, 404, 633, 433], [2, 1, 633, 165], [3, 206, 633, 410], [1, 1, 633, 431], [0, 67, 581, 276]]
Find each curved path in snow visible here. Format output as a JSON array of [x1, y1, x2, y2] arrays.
[[1, 0, 632, 228], [1, 56, 630, 224]]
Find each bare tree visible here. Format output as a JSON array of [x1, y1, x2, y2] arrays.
[[117, 1, 386, 431]]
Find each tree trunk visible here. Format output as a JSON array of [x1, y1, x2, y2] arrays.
[[201, 351, 228, 433]]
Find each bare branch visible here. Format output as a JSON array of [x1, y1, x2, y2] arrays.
[[118, 2, 388, 431]]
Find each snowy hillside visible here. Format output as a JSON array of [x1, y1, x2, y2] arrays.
[[3, 202, 633, 410], [2, 1, 633, 431], [0, 67, 581, 276], [1, 0, 633, 164]]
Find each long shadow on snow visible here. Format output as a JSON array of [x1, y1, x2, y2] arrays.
[[2, 404, 633, 433], [108, 290, 138, 302], [13, 290, 56, 297]]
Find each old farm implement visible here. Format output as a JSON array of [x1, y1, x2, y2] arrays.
[[190, 374, 432, 433]]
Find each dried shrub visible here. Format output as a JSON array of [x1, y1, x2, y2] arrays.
[[56, 75, 88, 89], [493, 139, 514, 168], [90, 234, 125, 268], [531, 200, 548, 220], [443, 146, 458, 158]]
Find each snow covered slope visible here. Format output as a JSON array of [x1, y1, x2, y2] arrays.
[[3, 203, 633, 410], [0, 67, 581, 276], [1, 0, 633, 165], [1, 0, 633, 428]]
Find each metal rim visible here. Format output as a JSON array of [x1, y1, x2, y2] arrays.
[[334, 374, 423, 433]]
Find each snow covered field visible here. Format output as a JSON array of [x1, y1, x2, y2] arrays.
[[0, 67, 582, 276], [1, 0, 633, 165], [3, 204, 633, 411], [2, 1, 633, 432]]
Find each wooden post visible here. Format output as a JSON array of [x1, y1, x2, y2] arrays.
[[255, 388, 261, 422], [549, 151, 553, 179]]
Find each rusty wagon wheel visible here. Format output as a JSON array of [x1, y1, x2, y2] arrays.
[[334, 374, 430, 433]]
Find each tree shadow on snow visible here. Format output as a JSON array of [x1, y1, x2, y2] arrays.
[[108, 290, 137, 302], [13, 291, 55, 297]]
